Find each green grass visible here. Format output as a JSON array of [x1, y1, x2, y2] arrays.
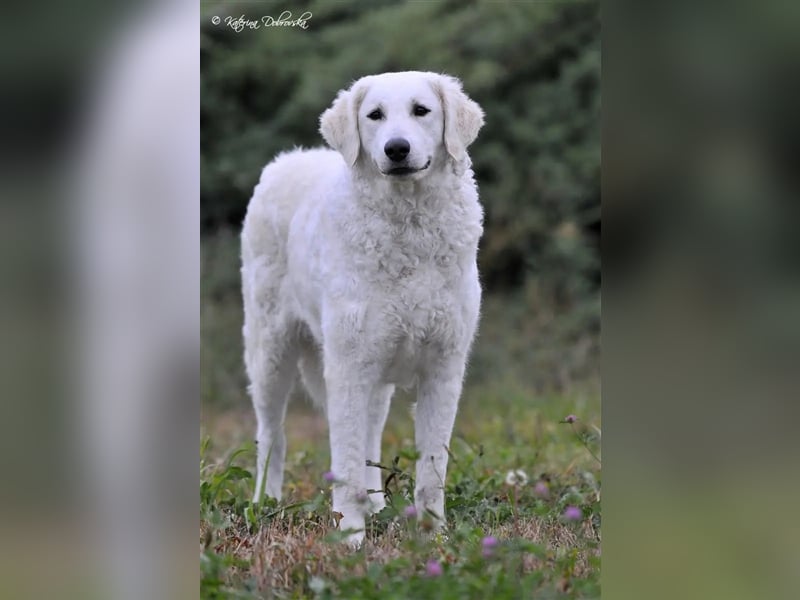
[[200, 383, 600, 599]]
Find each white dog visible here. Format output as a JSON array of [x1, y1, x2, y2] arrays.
[[241, 71, 484, 546]]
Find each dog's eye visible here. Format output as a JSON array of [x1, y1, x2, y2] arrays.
[[413, 104, 430, 117], [366, 109, 383, 120]]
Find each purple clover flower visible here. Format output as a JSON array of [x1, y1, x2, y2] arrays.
[[404, 505, 418, 519], [323, 471, 336, 483], [481, 535, 498, 557], [425, 559, 443, 577], [534, 481, 550, 498], [563, 505, 582, 521], [564, 414, 577, 424]]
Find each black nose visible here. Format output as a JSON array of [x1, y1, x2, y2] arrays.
[[384, 138, 410, 162]]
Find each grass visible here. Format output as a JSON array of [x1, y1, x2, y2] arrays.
[[200, 383, 600, 599]]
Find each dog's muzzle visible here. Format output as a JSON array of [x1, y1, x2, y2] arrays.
[[382, 137, 430, 176], [383, 158, 431, 176]]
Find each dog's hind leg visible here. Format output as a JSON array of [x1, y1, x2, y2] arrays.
[[243, 307, 299, 503]]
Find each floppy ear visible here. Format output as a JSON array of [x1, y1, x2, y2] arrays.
[[319, 81, 367, 166], [431, 74, 485, 162]]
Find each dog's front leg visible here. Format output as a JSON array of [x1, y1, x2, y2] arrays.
[[414, 358, 466, 531], [325, 375, 371, 547]]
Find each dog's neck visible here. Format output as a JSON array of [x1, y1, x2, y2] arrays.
[[343, 167, 482, 249]]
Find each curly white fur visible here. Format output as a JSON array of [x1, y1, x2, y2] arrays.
[[241, 71, 484, 546]]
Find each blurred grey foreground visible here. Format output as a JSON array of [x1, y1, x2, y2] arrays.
[[0, 2, 198, 599]]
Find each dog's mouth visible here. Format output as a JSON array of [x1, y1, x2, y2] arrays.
[[384, 159, 431, 176]]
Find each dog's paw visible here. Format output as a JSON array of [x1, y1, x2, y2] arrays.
[[345, 530, 365, 549], [334, 512, 366, 549]]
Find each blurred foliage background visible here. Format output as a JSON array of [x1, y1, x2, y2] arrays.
[[200, 0, 600, 410]]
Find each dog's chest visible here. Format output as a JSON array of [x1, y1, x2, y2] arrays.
[[364, 219, 478, 368], [321, 197, 482, 377], [358, 209, 471, 281], [363, 220, 468, 311]]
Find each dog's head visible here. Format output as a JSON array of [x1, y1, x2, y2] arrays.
[[319, 71, 484, 179]]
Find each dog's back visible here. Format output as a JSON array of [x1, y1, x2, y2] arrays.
[[242, 148, 344, 267]]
